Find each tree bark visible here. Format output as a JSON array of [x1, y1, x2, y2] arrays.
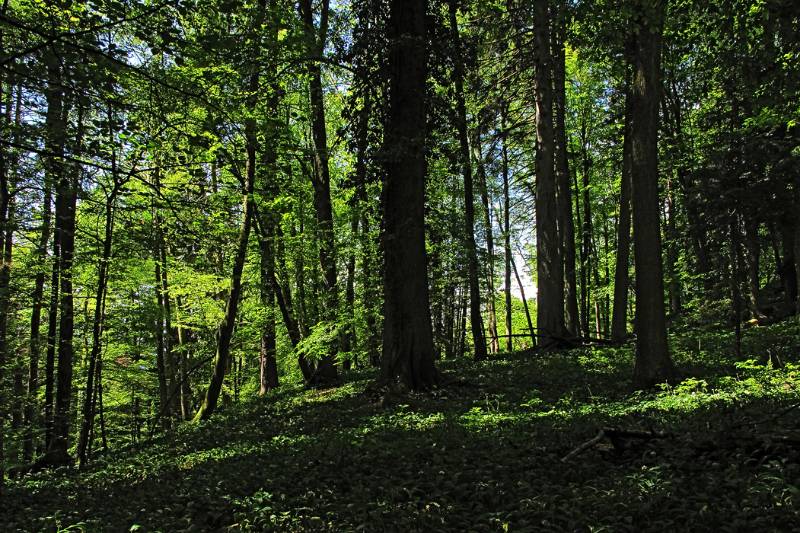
[[449, 0, 486, 360], [45, 102, 83, 465], [77, 177, 118, 467], [501, 107, 513, 352], [611, 76, 633, 343], [533, 0, 565, 348], [552, 0, 579, 337], [629, 0, 675, 388], [380, 0, 438, 389], [474, 133, 499, 354], [299, 0, 338, 384]]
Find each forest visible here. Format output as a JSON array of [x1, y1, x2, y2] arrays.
[[1, 0, 799, 530]]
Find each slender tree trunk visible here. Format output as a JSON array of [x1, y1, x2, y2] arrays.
[[665, 176, 682, 316], [77, 177, 118, 467], [629, 0, 675, 388], [299, 0, 338, 383], [501, 108, 513, 352], [26, 178, 51, 461], [474, 134, 499, 354], [533, 0, 565, 348], [194, 10, 262, 417], [449, 0, 486, 360], [381, 0, 438, 389], [611, 76, 633, 343], [552, 1, 579, 337], [511, 251, 536, 348], [258, 228, 279, 394], [579, 120, 593, 338], [743, 219, 763, 318]]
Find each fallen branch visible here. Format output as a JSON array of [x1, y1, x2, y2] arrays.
[[561, 427, 672, 462]]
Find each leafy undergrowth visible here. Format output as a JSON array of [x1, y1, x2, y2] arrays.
[[4, 321, 800, 532]]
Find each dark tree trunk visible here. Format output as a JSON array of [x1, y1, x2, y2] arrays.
[[611, 76, 633, 343], [0, 55, 12, 488], [258, 230, 279, 394], [77, 167, 119, 467], [26, 180, 51, 461], [299, 0, 338, 384], [449, 0, 486, 360], [511, 252, 536, 348], [46, 102, 83, 465], [533, 0, 565, 348], [194, 15, 262, 417], [743, 219, 763, 318], [501, 108, 513, 352], [579, 119, 593, 338], [380, 0, 438, 389], [629, 0, 675, 388], [474, 134, 499, 354], [42, 51, 67, 455], [552, 0, 579, 337]]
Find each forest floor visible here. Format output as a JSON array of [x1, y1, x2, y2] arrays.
[[4, 320, 800, 532]]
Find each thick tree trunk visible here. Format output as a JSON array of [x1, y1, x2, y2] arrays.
[[41, 51, 67, 455], [629, 0, 675, 388], [380, 0, 438, 389], [552, 1, 579, 337], [611, 77, 633, 343], [449, 0, 486, 360], [533, 0, 566, 348], [46, 102, 83, 465]]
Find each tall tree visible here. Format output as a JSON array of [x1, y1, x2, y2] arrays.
[[629, 0, 675, 388], [552, 0, 579, 338], [611, 73, 634, 343], [298, 0, 338, 384], [380, 0, 438, 389], [532, 0, 565, 348], [448, 0, 486, 360]]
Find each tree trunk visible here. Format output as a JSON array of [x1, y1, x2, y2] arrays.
[[629, 0, 675, 388], [552, 0, 579, 337], [533, 0, 565, 348], [611, 76, 633, 343], [299, 0, 338, 384], [46, 101, 83, 465], [511, 251, 536, 348], [194, 12, 262, 417], [258, 228, 279, 394], [501, 107, 513, 352], [77, 172, 119, 467], [474, 133, 499, 354], [449, 0, 486, 360], [743, 219, 763, 318], [380, 0, 438, 389], [26, 184, 51, 461]]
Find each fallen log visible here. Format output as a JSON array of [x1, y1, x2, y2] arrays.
[[561, 427, 672, 462]]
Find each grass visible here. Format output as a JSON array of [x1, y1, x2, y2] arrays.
[[3, 320, 800, 532]]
